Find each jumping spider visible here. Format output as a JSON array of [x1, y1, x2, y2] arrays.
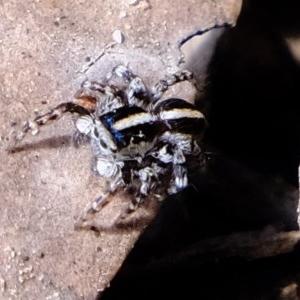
[[14, 65, 206, 225]]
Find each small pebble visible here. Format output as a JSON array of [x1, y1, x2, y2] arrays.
[[119, 11, 127, 18], [112, 30, 125, 44], [128, 0, 139, 5]]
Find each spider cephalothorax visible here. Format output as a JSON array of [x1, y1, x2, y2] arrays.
[[15, 65, 206, 221]]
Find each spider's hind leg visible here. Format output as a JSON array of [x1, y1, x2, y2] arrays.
[[126, 160, 171, 213], [126, 166, 157, 212], [74, 159, 125, 230], [168, 164, 188, 194]]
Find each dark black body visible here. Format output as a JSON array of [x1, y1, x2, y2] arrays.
[[100, 106, 158, 149]]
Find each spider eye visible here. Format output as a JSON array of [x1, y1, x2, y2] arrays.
[[94, 128, 99, 138], [100, 139, 107, 149]]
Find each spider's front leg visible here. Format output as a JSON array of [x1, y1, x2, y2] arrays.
[[151, 69, 194, 102], [14, 102, 91, 143], [76, 80, 127, 116], [112, 65, 149, 108]]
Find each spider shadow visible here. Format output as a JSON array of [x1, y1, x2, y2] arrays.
[[75, 214, 156, 236], [75, 199, 164, 236], [8, 135, 75, 154]]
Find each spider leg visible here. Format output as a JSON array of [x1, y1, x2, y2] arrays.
[[74, 81, 105, 113], [138, 166, 157, 196], [15, 102, 91, 143], [173, 147, 186, 164], [79, 80, 123, 99], [83, 155, 125, 213], [97, 86, 126, 115], [86, 191, 111, 214], [127, 162, 168, 211], [173, 164, 188, 191], [74, 191, 112, 230], [113, 65, 136, 81], [151, 69, 194, 102], [79, 80, 107, 94], [151, 138, 191, 194], [167, 164, 188, 195], [112, 65, 149, 108], [127, 167, 154, 211], [77, 80, 126, 115], [74, 157, 125, 230]]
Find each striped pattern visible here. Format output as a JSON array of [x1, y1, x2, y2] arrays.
[[99, 98, 206, 149], [155, 98, 206, 135], [159, 108, 204, 121], [100, 106, 158, 149], [113, 112, 155, 130]]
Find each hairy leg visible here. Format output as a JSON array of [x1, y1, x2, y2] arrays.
[[14, 102, 91, 142], [151, 69, 194, 102], [112, 65, 149, 108]]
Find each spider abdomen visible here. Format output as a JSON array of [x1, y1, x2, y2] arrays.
[[154, 98, 206, 136]]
